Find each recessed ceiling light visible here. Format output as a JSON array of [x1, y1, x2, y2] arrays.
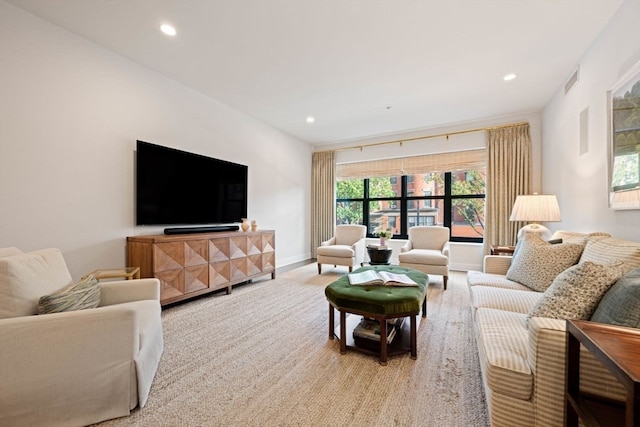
[[503, 73, 517, 81], [160, 24, 177, 36], [306, 116, 315, 123]]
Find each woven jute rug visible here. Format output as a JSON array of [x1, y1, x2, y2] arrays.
[[97, 264, 489, 427]]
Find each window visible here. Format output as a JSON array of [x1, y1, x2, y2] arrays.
[[336, 168, 486, 242]]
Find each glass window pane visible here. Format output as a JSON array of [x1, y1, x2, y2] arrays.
[[408, 199, 443, 227], [612, 153, 639, 190], [451, 197, 485, 238], [336, 201, 363, 225], [406, 173, 446, 197], [368, 176, 398, 198], [336, 178, 364, 199], [452, 168, 486, 196], [369, 200, 400, 235]]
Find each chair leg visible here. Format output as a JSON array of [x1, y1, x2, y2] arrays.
[[318, 263, 322, 274], [443, 275, 448, 290], [348, 266, 353, 272]]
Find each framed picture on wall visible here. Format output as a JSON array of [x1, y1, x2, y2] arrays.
[[607, 60, 640, 210]]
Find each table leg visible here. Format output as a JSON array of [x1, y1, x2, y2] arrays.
[[328, 304, 334, 340], [379, 319, 388, 365], [566, 332, 581, 427], [410, 315, 417, 359], [422, 296, 427, 318], [339, 310, 347, 354]]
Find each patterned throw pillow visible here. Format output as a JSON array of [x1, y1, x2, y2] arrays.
[[527, 261, 625, 325], [506, 233, 585, 292], [38, 274, 101, 314]]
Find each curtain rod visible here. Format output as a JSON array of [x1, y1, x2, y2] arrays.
[[316, 121, 529, 153]]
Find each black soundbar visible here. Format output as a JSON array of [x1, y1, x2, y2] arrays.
[[164, 225, 240, 235]]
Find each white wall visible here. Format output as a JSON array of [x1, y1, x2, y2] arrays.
[[0, 1, 312, 279], [542, 0, 640, 241]]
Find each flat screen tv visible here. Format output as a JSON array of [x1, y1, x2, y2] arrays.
[[136, 140, 248, 226]]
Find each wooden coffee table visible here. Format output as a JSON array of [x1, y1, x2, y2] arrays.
[[325, 266, 428, 365]]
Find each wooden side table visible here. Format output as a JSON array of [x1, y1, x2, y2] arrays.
[[83, 267, 141, 281], [565, 319, 640, 427], [490, 245, 515, 256]]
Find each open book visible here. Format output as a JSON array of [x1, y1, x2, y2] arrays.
[[348, 270, 418, 287]]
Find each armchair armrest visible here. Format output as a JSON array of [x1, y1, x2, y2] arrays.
[[442, 241, 450, 257], [321, 237, 336, 246], [400, 240, 412, 253], [99, 278, 160, 306], [0, 306, 138, 423], [483, 255, 512, 274], [352, 237, 366, 259]]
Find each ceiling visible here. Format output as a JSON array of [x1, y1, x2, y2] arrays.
[[7, 0, 623, 145]]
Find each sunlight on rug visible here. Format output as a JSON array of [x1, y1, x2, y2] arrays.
[[95, 264, 489, 427]]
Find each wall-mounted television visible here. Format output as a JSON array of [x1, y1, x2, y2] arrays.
[[135, 140, 248, 226]]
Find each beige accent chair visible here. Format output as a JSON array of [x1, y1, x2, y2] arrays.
[[398, 226, 450, 290], [0, 247, 164, 427], [317, 224, 367, 274]]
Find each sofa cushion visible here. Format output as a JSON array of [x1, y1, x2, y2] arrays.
[[398, 249, 448, 265], [579, 237, 640, 274], [317, 245, 354, 258], [590, 267, 640, 328], [0, 248, 73, 319], [527, 261, 625, 325], [475, 308, 532, 400], [0, 247, 23, 258], [471, 286, 542, 314], [38, 275, 101, 314], [467, 270, 531, 291], [506, 233, 585, 292]]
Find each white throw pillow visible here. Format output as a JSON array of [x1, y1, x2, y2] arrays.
[[0, 248, 73, 318]]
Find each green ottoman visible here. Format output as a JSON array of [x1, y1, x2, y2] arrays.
[[325, 265, 428, 364]]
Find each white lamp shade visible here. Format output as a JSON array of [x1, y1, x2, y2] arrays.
[[510, 194, 561, 241], [509, 195, 562, 222]]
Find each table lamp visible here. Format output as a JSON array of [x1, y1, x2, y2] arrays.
[[509, 194, 561, 241]]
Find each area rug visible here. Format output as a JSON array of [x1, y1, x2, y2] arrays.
[[96, 264, 489, 426]]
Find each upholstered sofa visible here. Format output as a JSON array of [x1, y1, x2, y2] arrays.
[[0, 247, 164, 427], [467, 231, 640, 427]]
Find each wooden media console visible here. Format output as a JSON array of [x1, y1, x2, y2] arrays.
[[127, 230, 275, 305]]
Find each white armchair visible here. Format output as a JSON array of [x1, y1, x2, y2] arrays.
[[317, 224, 367, 274], [0, 247, 164, 427], [398, 226, 450, 290]]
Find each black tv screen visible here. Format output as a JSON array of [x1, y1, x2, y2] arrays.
[[136, 140, 248, 226]]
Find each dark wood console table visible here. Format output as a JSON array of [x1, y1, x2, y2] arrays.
[[565, 319, 640, 427]]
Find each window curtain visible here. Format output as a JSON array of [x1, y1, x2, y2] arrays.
[[484, 123, 531, 254], [311, 151, 336, 257]]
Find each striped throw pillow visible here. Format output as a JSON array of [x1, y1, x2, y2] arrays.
[[38, 275, 101, 314], [580, 237, 640, 274]]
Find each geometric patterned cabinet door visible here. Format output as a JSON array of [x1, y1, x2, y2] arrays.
[[127, 230, 275, 305]]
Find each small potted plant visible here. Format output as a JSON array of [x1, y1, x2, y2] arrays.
[[374, 226, 393, 247]]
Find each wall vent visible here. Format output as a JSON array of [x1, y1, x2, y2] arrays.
[[565, 67, 579, 95]]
